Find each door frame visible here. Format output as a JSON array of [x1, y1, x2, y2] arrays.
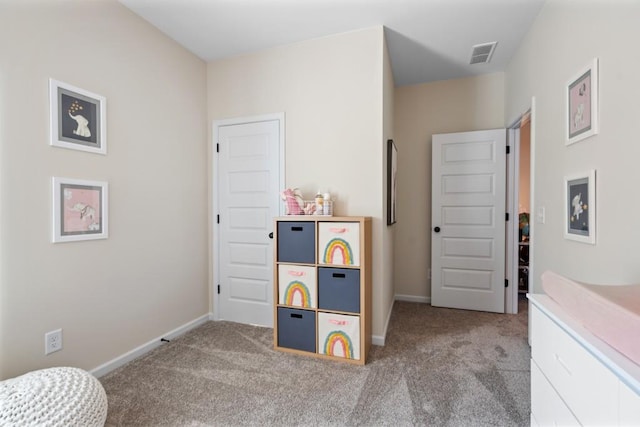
[[211, 113, 285, 321], [505, 97, 535, 314]]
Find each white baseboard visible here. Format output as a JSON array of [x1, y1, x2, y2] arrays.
[[90, 313, 211, 378], [395, 294, 431, 304], [371, 335, 385, 346], [371, 297, 396, 347]]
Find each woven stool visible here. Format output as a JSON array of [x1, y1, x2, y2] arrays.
[[0, 367, 107, 426]]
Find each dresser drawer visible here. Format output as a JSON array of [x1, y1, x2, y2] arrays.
[[531, 305, 618, 424], [318, 222, 360, 266], [278, 265, 317, 308], [531, 359, 580, 426], [619, 380, 640, 425]]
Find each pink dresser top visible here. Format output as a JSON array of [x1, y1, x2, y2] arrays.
[[542, 270, 640, 367]]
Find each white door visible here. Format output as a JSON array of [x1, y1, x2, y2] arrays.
[[431, 129, 506, 313], [215, 116, 283, 327]]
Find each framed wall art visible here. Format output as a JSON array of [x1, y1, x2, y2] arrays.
[[53, 177, 109, 243], [50, 79, 107, 154], [387, 139, 397, 226], [564, 170, 595, 244], [566, 58, 599, 145]]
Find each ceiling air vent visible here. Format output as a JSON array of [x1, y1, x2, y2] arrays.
[[470, 42, 498, 65]]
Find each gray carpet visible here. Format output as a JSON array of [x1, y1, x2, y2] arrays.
[[101, 299, 530, 426]]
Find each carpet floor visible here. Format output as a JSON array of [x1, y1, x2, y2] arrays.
[[100, 299, 530, 426]]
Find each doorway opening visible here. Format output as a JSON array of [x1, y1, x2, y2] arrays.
[[506, 102, 534, 315]]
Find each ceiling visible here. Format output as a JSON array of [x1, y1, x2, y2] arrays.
[[119, 0, 545, 87]]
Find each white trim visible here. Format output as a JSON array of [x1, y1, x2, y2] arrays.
[[505, 101, 534, 315], [211, 113, 285, 321], [371, 335, 386, 346], [528, 97, 537, 345], [505, 124, 520, 315], [394, 294, 431, 304], [90, 313, 211, 378], [371, 298, 396, 346]]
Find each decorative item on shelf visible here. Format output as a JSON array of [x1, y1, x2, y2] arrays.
[[323, 193, 333, 216], [281, 188, 304, 215], [315, 191, 324, 213], [303, 201, 316, 215]]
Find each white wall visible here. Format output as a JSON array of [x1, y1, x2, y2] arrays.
[[0, 1, 208, 379], [506, 1, 640, 292], [207, 26, 393, 337], [381, 31, 395, 340], [393, 73, 505, 299]]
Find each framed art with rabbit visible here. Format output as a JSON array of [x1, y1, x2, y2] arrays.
[[566, 58, 598, 146]]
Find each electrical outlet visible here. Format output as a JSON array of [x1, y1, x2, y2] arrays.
[[45, 329, 63, 355]]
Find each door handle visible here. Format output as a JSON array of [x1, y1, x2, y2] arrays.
[[268, 232, 274, 239], [433, 227, 441, 233]]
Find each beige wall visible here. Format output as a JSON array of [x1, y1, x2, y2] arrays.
[[506, 1, 640, 292], [0, 1, 208, 379], [207, 26, 393, 337], [393, 73, 505, 299]]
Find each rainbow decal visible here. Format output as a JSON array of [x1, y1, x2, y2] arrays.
[[323, 238, 354, 265], [284, 281, 311, 308], [323, 331, 354, 359]]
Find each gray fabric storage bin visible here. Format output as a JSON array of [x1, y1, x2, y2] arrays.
[[318, 267, 360, 313], [277, 307, 316, 352], [277, 221, 315, 263]]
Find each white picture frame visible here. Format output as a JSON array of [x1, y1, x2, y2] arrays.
[[566, 58, 599, 146], [53, 177, 109, 243], [564, 170, 595, 244], [50, 79, 107, 155]]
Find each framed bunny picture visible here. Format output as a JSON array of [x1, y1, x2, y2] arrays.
[[564, 170, 596, 244], [566, 58, 598, 146], [49, 79, 107, 155]]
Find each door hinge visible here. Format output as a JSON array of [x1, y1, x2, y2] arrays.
[[505, 212, 509, 221], [216, 143, 219, 153], [505, 279, 509, 288], [217, 284, 220, 294], [217, 214, 220, 224], [506, 145, 510, 154]]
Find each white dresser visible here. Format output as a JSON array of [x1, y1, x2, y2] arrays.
[[529, 294, 640, 426]]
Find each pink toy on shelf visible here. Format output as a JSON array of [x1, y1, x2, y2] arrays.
[[281, 188, 304, 215]]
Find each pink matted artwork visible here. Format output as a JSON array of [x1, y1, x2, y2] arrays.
[[568, 71, 592, 138], [61, 184, 102, 234], [566, 58, 598, 145]]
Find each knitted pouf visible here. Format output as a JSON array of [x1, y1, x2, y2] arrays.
[[0, 367, 107, 426]]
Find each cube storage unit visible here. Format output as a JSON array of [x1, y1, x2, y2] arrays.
[[274, 216, 371, 365]]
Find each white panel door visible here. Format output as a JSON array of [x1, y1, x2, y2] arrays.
[[431, 129, 506, 313], [217, 119, 281, 326]]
